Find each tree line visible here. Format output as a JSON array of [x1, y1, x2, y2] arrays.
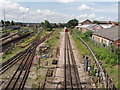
[[41, 19, 79, 31], [1, 20, 15, 26]]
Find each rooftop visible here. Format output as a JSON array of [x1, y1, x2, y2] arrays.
[[93, 26, 119, 41], [100, 24, 114, 28], [76, 24, 101, 31]]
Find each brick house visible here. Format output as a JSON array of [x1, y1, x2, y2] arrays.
[[92, 26, 120, 47]]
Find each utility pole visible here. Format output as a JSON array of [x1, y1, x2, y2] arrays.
[[3, 0, 6, 33], [3, 6, 6, 26], [2, 0, 6, 26]]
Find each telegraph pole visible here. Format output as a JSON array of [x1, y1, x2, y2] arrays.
[[3, 0, 6, 26]]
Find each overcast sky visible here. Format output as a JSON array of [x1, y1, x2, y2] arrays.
[[0, 0, 119, 23]]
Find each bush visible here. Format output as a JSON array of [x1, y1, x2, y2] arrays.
[[45, 28, 52, 31], [103, 64, 109, 68], [84, 30, 93, 37], [6, 51, 12, 55], [108, 65, 113, 68], [110, 58, 116, 65]]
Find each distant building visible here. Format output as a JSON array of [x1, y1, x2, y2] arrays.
[[75, 24, 103, 33], [15, 22, 23, 26], [80, 19, 93, 25], [99, 24, 114, 29], [111, 24, 119, 29], [75, 19, 115, 33], [92, 26, 120, 47], [96, 21, 117, 25]]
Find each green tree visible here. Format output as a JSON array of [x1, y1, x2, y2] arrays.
[[67, 19, 78, 28], [44, 20, 52, 28], [41, 22, 44, 27], [10, 20, 15, 26], [41, 20, 53, 31], [5, 21, 10, 26], [1, 20, 4, 25], [93, 20, 100, 24]]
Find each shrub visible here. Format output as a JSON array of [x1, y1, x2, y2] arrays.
[[84, 30, 93, 37], [110, 58, 116, 65], [45, 28, 52, 31]]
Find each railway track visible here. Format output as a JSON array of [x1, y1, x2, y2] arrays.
[[1, 32, 33, 53], [0, 31, 43, 75], [64, 32, 82, 89], [1, 30, 54, 89]]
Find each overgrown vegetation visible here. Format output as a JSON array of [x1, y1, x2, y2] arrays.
[[73, 29, 118, 65], [71, 29, 119, 87], [46, 28, 61, 48]]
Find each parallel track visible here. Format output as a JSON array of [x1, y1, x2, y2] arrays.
[[1, 32, 33, 53], [64, 32, 82, 89], [0, 31, 42, 75], [1, 30, 54, 89]]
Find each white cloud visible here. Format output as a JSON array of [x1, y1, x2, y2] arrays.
[[96, 17, 117, 21], [112, 3, 118, 7], [0, 0, 76, 23], [1, 0, 119, 2], [96, 16, 105, 20], [58, 0, 74, 3], [0, 0, 117, 23], [88, 14, 96, 18], [19, 7, 29, 12], [0, 0, 78, 23], [78, 14, 96, 19], [37, 9, 57, 15], [78, 14, 88, 18], [77, 4, 94, 11]]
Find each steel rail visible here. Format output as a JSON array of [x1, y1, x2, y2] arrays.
[[64, 32, 67, 89], [66, 32, 73, 89], [0, 30, 43, 74], [67, 32, 82, 89], [4, 30, 55, 89]]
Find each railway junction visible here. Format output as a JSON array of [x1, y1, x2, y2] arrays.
[[0, 28, 116, 89]]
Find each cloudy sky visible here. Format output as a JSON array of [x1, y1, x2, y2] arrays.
[[0, 0, 119, 23]]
